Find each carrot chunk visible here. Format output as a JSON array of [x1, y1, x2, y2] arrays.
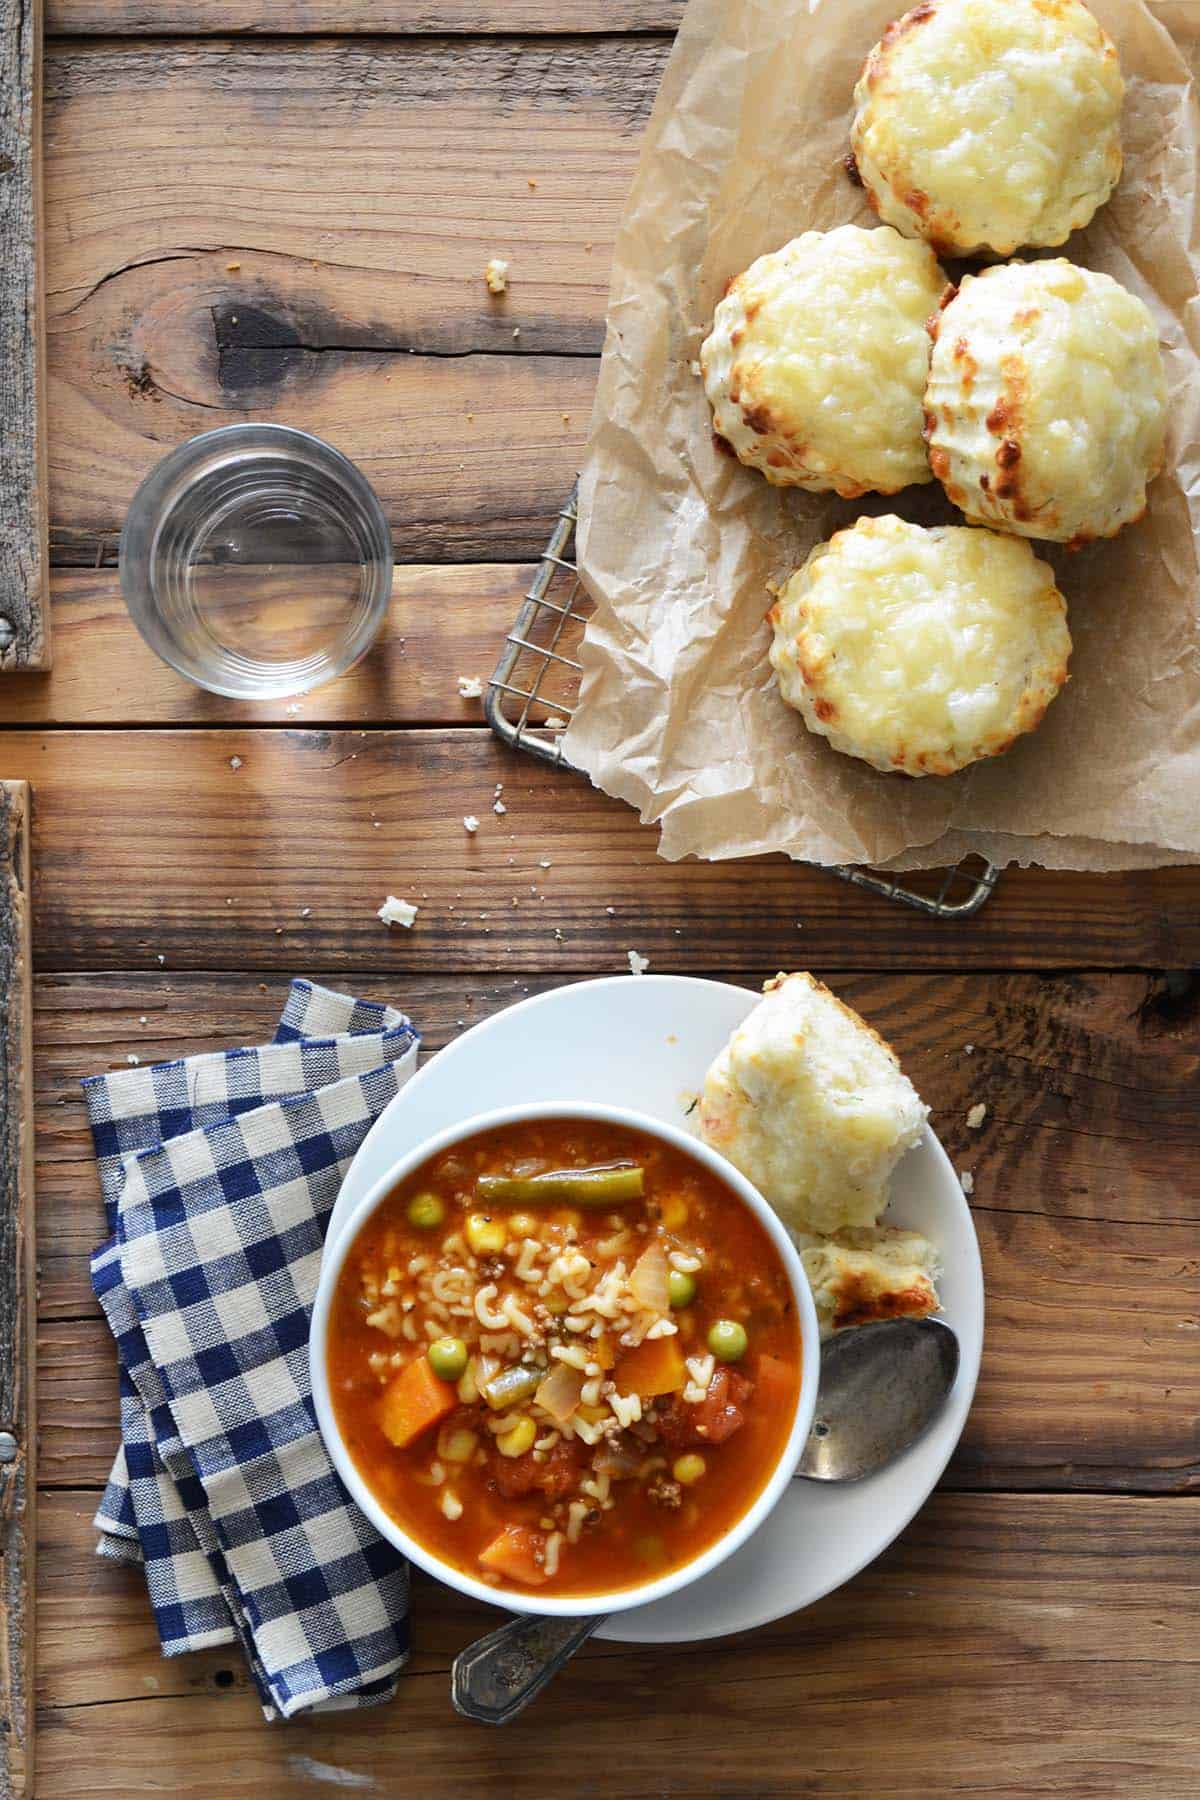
[[378, 1355, 458, 1449], [613, 1334, 686, 1399], [753, 1352, 797, 1418], [477, 1524, 550, 1587]]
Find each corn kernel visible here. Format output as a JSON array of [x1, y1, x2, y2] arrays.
[[661, 1195, 689, 1230], [466, 1212, 508, 1255], [672, 1453, 707, 1486], [497, 1415, 536, 1457]]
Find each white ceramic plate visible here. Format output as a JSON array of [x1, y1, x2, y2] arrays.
[[327, 975, 984, 1645]]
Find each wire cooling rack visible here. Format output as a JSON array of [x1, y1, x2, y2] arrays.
[[486, 485, 1001, 919]]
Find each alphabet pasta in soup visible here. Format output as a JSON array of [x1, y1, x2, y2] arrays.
[[327, 1118, 803, 1597]]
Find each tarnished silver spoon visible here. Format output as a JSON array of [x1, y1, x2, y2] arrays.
[[451, 1317, 959, 1724]]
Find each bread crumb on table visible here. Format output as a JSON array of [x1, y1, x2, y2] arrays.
[[484, 257, 509, 294], [463, 816, 479, 834], [494, 800, 507, 816], [966, 1103, 987, 1130], [457, 674, 484, 699], [960, 1170, 975, 1195], [378, 896, 419, 929], [628, 950, 650, 976], [228, 755, 243, 770]]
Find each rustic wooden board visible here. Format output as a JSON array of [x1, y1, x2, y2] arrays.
[[3, 730, 1200, 970], [0, 567, 563, 726], [29, 969, 1200, 1492], [47, 0, 682, 30], [0, 787, 35, 1800], [0, 0, 49, 670], [33, 1493, 1200, 1795], [41, 38, 664, 557]]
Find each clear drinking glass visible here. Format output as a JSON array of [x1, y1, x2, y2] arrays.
[[119, 424, 393, 699]]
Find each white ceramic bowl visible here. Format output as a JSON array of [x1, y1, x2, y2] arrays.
[[310, 1100, 820, 1618]]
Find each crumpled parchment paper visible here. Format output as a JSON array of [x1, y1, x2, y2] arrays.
[[566, 0, 1200, 870]]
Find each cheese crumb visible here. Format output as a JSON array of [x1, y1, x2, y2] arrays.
[[229, 755, 242, 770], [463, 816, 479, 834], [627, 950, 650, 976], [484, 257, 509, 294], [960, 1170, 975, 1195], [126, 1054, 140, 1065], [964, 1043, 975, 1055], [494, 800, 507, 816], [966, 1103, 987, 1130], [226, 261, 241, 272], [457, 674, 484, 699], [378, 896, 419, 929], [538, 859, 552, 869], [545, 716, 567, 729]]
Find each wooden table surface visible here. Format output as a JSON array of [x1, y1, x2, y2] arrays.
[[3, 1, 1198, 1793]]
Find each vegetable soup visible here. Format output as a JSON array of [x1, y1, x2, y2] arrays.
[[327, 1118, 803, 1597]]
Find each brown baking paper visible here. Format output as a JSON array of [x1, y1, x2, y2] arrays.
[[566, 0, 1200, 870]]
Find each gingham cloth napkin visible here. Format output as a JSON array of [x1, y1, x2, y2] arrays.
[[85, 980, 420, 1718]]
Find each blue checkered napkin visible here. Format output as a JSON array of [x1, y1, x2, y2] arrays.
[[85, 980, 420, 1718]]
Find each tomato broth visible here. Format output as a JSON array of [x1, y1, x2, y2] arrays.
[[327, 1118, 803, 1597]]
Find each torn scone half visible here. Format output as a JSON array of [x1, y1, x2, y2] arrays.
[[793, 1226, 943, 1340], [699, 972, 928, 1237]]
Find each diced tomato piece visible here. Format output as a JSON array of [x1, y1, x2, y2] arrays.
[[490, 1439, 582, 1499], [657, 1368, 754, 1449], [477, 1524, 549, 1587]]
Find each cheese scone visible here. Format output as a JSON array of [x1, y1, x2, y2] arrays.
[[793, 1226, 942, 1339], [699, 973, 928, 1237], [851, 0, 1124, 257], [926, 261, 1167, 545], [700, 225, 948, 497], [768, 515, 1071, 778]]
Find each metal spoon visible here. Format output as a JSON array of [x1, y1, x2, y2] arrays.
[[452, 1317, 959, 1724]]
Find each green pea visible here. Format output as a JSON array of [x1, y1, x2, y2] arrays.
[[668, 1269, 697, 1309], [407, 1190, 445, 1230], [427, 1337, 468, 1381], [707, 1318, 748, 1363]]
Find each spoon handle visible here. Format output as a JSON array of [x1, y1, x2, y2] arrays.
[[451, 1612, 607, 1724]]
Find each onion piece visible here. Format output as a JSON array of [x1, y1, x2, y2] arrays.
[[535, 1361, 583, 1423], [629, 1239, 670, 1314]]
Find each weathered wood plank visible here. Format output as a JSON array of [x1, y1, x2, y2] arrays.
[[0, 788, 36, 1800], [46, 0, 682, 32], [41, 38, 664, 557], [37, 1199, 1200, 1493], [0, 565, 582, 726], [33, 1493, 1200, 1795], [30, 970, 1200, 1490], [3, 729, 1200, 973], [1, 0, 49, 670]]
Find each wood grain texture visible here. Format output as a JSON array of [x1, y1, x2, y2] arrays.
[[42, 38, 663, 557], [33, 1492, 1200, 1795], [29, 970, 1200, 1492], [0, 566, 569, 725], [0, 0, 49, 669], [46, 0, 682, 32], [3, 730, 1200, 971], [0, 788, 36, 1800]]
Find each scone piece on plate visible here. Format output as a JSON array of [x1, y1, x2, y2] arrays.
[[851, 0, 1123, 257], [699, 972, 928, 1236], [700, 224, 948, 497], [795, 1226, 942, 1339], [768, 514, 1071, 777], [926, 261, 1167, 545]]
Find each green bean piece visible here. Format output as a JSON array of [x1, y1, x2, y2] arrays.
[[475, 1165, 645, 1207], [406, 1190, 445, 1230], [480, 1363, 544, 1410], [668, 1269, 697, 1309], [427, 1337, 469, 1382], [707, 1318, 748, 1363]]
